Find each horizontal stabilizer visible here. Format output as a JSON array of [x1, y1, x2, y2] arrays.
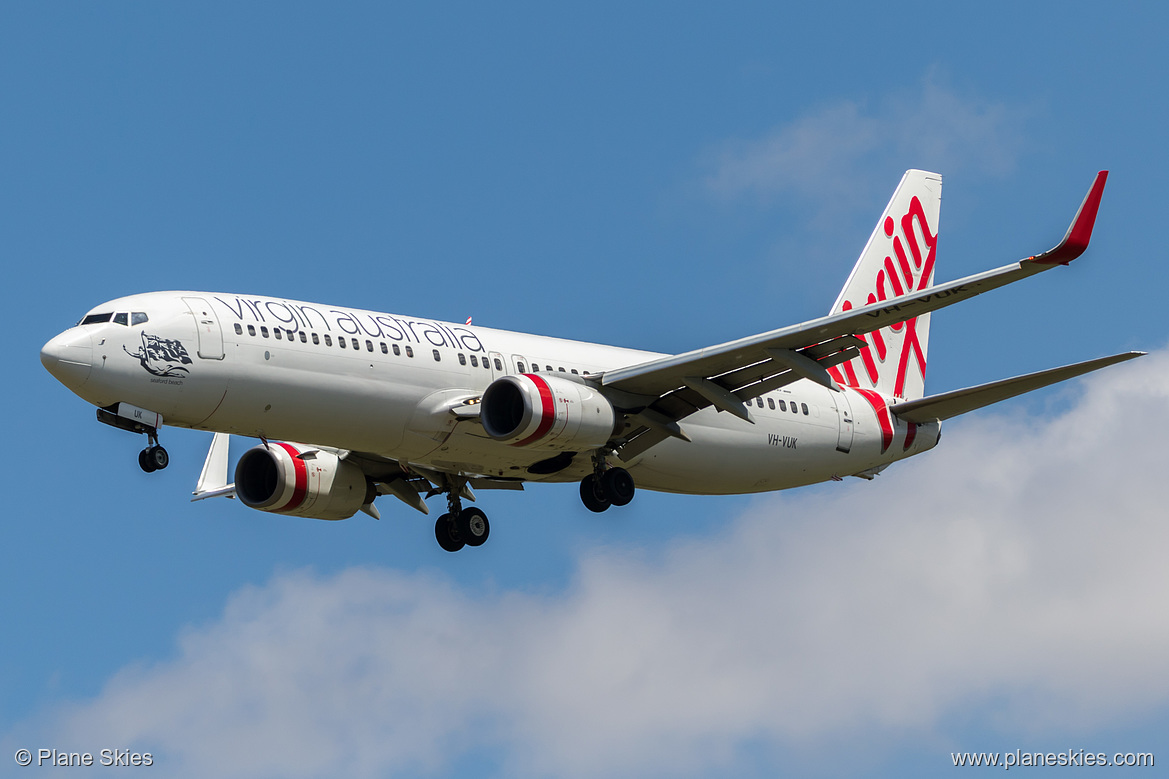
[[890, 351, 1144, 423]]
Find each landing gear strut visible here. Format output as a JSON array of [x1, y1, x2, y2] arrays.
[[580, 451, 635, 513], [433, 478, 490, 552], [96, 404, 170, 474], [138, 430, 169, 473]]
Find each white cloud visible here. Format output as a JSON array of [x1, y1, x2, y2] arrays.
[[705, 73, 1030, 214], [8, 348, 1169, 778]]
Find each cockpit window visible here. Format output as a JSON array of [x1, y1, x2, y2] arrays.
[[113, 313, 129, 326], [131, 312, 149, 325], [79, 313, 113, 325]]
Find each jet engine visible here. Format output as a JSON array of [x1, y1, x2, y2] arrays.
[[234, 442, 371, 520], [481, 373, 618, 451]]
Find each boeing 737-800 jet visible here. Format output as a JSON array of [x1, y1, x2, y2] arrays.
[[41, 170, 1141, 551]]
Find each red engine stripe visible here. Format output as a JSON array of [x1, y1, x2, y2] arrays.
[[512, 374, 557, 447], [274, 442, 308, 512]]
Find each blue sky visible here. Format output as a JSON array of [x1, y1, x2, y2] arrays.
[[3, 2, 1167, 776]]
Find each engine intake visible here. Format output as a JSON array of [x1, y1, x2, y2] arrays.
[[481, 373, 617, 451], [235, 442, 369, 520]]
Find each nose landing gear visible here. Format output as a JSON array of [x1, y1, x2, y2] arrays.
[[138, 444, 169, 472], [96, 403, 170, 474]]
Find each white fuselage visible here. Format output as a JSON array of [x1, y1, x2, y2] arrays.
[[44, 291, 939, 495]]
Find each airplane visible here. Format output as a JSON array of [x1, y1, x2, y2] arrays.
[[40, 169, 1142, 552]]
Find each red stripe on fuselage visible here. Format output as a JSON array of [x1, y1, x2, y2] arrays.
[[275, 442, 308, 512], [512, 374, 557, 447], [852, 388, 894, 454]]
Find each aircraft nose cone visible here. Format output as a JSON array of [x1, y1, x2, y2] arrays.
[[41, 329, 93, 389]]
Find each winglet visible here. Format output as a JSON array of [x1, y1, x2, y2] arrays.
[[191, 432, 235, 501], [1027, 170, 1108, 266]]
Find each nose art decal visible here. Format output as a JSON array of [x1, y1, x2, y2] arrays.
[[124, 332, 194, 377]]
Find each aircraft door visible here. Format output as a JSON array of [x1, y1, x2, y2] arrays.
[[182, 297, 225, 360], [488, 351, 507, 380], [834, 390, 854, 453]]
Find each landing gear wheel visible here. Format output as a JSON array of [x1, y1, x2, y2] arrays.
[[435, 513, 465, 552], [147, 445, 169, 471], [457, 507, 490, 547], [138, 449, 157, 473], [580, 474, 610, 513], [602, 467, 635, 506]]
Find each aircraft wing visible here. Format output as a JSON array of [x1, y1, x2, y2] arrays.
[[191, 432, 521, 517], [601, 171, 1108, 458], [889, 351, 1144, 423]]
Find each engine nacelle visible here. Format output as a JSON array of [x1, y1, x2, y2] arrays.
[[481, 373, 618, 451], [235, 442, 369, 520]]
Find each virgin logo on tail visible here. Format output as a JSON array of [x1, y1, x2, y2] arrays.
[[828, 194, 937, 400]]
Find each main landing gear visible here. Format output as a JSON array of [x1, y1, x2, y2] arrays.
[[579, 452, 635, 513], [433, 479, 490, 553]]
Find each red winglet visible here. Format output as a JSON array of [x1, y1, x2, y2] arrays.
[[1028, 170, 1108, 266]]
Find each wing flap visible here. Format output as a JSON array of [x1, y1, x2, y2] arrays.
[[890, 351, 1143, 423]]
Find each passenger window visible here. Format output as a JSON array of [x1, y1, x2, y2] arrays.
[[325, 334, 332, 346], [113, 313, 128, 326], [248, 325, 256, 336], [756, 398, 764, 408], [801, 403, 809, 415], [471, 355, 479, 367], [380, 342, 388, 354], [516, 361, 524, 373], [339, 337, 346, 349], [299, 332, 307, 343], [274, 329, 282, 340], [234, 323, 243, 335], [532, 364, 539, 371], [571, 369, 579, 375], [312, 333, 319, 345], [366, 340, 373, 352], [791, 403, 798, 414], [406, 346, 414, 358], [261, 326, 269, 338], [393, 344, 401, 356], [433, 349, 441, 362], [352, 338, 360, 350], [545, 365, 552, 372], [495, 358, 504, 371], [458, 353, 466, 365], [767, 398, 775, 410], [778, 400, 786, 411], [131, 312, 149, 325]]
